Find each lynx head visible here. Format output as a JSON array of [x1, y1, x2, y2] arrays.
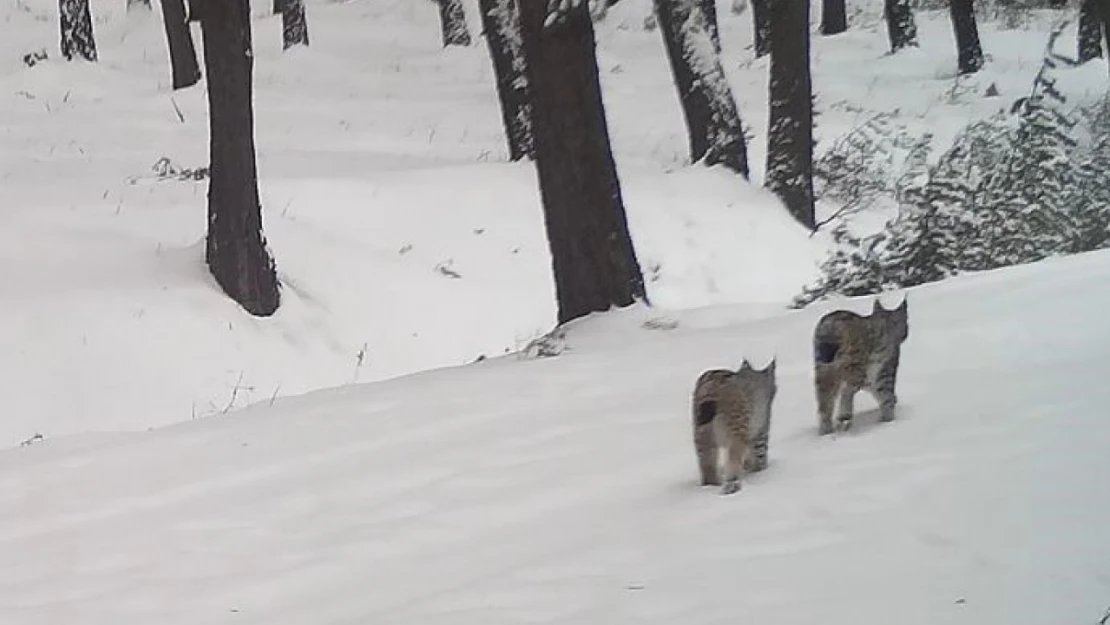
[[872, 296, 909, 343], [738, 358, 777, 409]]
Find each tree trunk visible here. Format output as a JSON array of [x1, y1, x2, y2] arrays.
[[199, 0, 281, 317], [478, 0, 535, 160], [1078, 0, 1103, 63], [655, 0, 750, 176], [187, 0, 201, 22], [128, 0, 152, 10], [518, 0, 647, 325], [751, 0, 770, 57], [438, 0, 473, 46], [273, 0, 285, 15], [820, 0, 846, 35], [1100, 0, 1110, 76], [160, 0, 201, 89], [884, 0, 917, 52], [766, 0, 815, 230], [282, 0, 309, 49], [949, 0, 983, 74], [702, 0, 721, 53], [59, 0, 97, 62]]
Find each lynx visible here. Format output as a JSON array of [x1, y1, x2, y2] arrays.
[[692, 359, 777, 495], [813, 297, 909, 435]]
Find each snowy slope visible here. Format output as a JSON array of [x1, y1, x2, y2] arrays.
[[0, 0, 1107, 448], [3, 249, 1110, 624]]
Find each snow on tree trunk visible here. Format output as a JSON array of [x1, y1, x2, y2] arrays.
[[820, 0, 846, 35], [765, 0, 815, 230], [750, 0, 770, 57], [59, 0, 97, 62], [949, 0, 983, 75], [282, 0, 309, 50], [655, 0, 750, 177], [478, 0, 535, 160], [199, 0, 281, 317], [884, 0, 917, 52], [438, 0, 472, 47], [160, 0, 201, 90], [1078, 0, 1103, 63], [701, 0, 721, 53], [128, 0, 152, 11], [518, 0, 647, 325]]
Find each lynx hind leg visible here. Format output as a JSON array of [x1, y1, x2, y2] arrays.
[[814, 364, 839, 436], [836, 382, 859, 432], [872, 353, 900, 423], [720, 439, 748, 495], [744, 422, 769, 473], [694, 400, 721, 486]]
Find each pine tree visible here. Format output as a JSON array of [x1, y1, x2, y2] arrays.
[[1078, 0, 1102, 63], [884, 0, 917, 52], [765, 0, 815, 228], [59, 0, 97, 62], [160, 0, 201, 90], [519, 0, 647, 324], [282, 0, 309, 49], [478, 0, 534, 160], [200, 0, 281, 316], [949, 0, 984, 75], [820, 0, 847, 35], [655, 0, 750, 176], [437, 0, 472, 47]]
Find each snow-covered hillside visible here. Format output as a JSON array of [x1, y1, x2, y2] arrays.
[[3, 248, 1110, 624], [1, 0, 1106, 445]]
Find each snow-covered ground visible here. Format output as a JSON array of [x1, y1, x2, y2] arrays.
[[3, 247, 1110, 624]]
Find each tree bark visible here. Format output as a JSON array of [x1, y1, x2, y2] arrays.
[[751, 0, 770, 57], [766, 0, 815, 230], [128, 0, 152, 10], [655, 0, 750, 176], [273, 0, 285, 15], [478, 0, 535, 160], [1078, 0, 1103, 63], [282, 0, 309, 49], [884, 0, 917, 52], [949, 0, 983, 74], [160, 0, 201, 89], [701, 0, 721, 53], [59, 0, 97, 62], [820, 0, 847, 35], [199, 0, 281, 317], [518, 0, 647, 325], [438, 0, 473, 46]]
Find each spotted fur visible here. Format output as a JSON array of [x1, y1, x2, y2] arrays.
[[692, 359, 777, 495], [813, 297, 909, 435]]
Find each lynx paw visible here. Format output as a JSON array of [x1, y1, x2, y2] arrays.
[[819, 421, 835, 436], [720, 481, 741, 495]]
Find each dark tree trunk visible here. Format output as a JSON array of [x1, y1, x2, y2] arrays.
[[438, 0, 473, 46], [766, 0, 815, 230], [949, 0, 983, 74], [199, 0, 281, 317], [187, 0, 201, 21], [1100, 0, 1110, 76], [1078, 0, 1103, 63], [273, 0, 285, 15], [160, 0, 201, 89], [518, 0, 647, 324], [820, 0, 846, 35], [478, 0, 535, 160], [751, 0, 770, 57], [59, 0, 97, 62], [701, 0, 721, 53], [655, 0, 750, 176], [128, 0, 152, 10], [282, 0, 309, 49], [884, 0, 917, 52]]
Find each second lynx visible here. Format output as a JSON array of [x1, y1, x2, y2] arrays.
[[813, 298, 909, 435]]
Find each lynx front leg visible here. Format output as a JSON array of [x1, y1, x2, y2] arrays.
[[694, 424, 721, 486], [720, 442, 748, 495], [873, 352, 900, 423], [814, 365, 839, 436]]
